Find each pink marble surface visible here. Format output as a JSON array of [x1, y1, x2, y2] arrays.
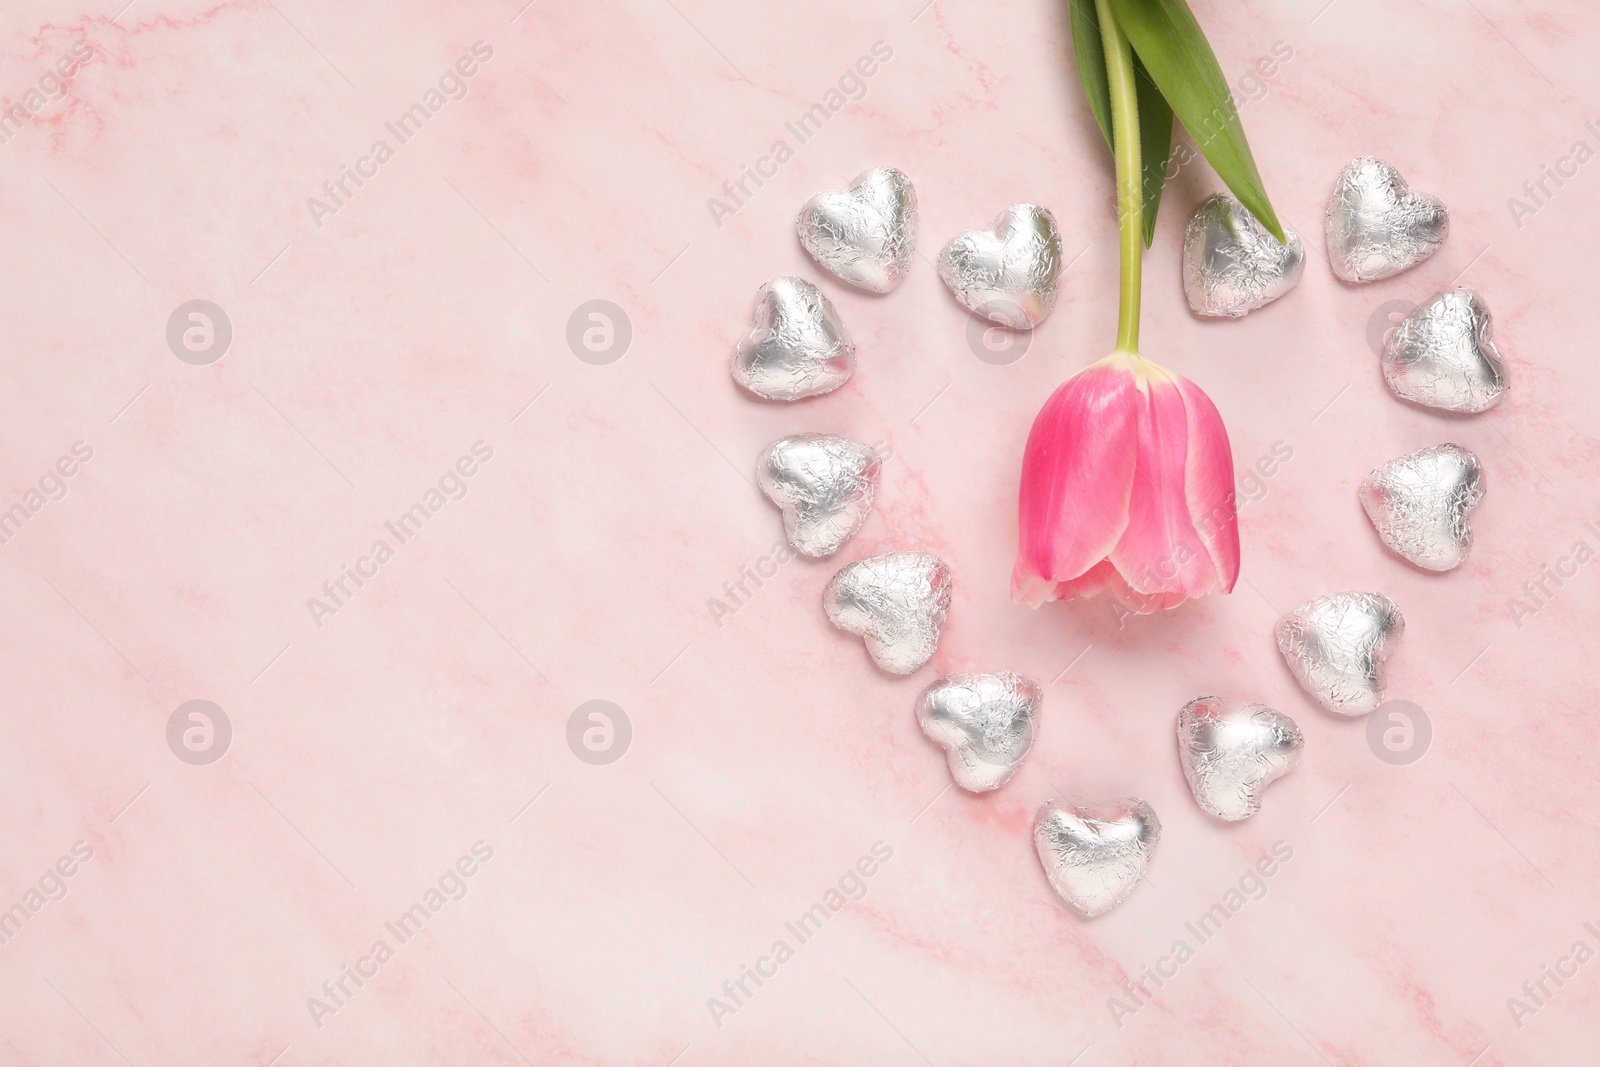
[[1, 0, 1598, 1063]]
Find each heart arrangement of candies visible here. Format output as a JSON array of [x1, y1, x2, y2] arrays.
[[729, 157, 1506, 918]]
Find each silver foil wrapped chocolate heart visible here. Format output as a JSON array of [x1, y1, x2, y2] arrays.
[[1382, 289, 1508, 413], [822, 551, 951, 675], [1034, 797, 1159, 918], [915, 672, 1040, 793], [1325, 157, 1449, 283], [1176, 696, 1302, 821], [756, 433, 881, 558], [796, 167, 918, 293], [731, 276, 855, 401], [1276, 592, 1404, 716], [936, 203, 1062, 329], [1183, 193, 1305, 317], [1360, 442, 1484, 572]]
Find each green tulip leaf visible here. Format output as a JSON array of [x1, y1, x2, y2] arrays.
[[1066, 0, 1114, 149], [1132, 51, 1173, 246], [1067, 0, 1175, 245], [1106, 0, 1285, 242]]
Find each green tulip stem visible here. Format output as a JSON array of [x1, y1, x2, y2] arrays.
[[1096, 0, 1142, 356]]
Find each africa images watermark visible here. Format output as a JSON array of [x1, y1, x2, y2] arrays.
[[1506, 919, 1600, 1030], [705, 840, 895, 1028], [0, 841, 96, 949], [706, 538, 798, 629], [1504, 519, 1600, 628], [0, 40, 94, 147], [0, 440, 95, 547], [1106, 840, 1294, 1028], [306, 840, 494, 1029], [707, 439, 894, 629], [306, 41, 495, 229], [1172, 40, 1294, 170], [705, 40, 895, 229], [1108, 439, 1293, 626], [567, 700, 632, 765], [1506, 119, 1600, 229], [1111, 40, 1295, 223], [306, 441, 494, 629]]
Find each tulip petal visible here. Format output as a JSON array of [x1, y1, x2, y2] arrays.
[[1014, 357, 1140, 596], [1012, 352, 1240, 613], [1047, 560, 1190, 614], [1011, 558, 1061, 608], [1176, 374, 1240, 591], [1052, 559, 1134, 603], [1107, 366, 1222, 601]]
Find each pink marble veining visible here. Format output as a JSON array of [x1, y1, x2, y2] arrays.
[[1, 0, 1598, 1063]]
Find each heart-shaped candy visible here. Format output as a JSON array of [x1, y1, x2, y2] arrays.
[[1276, 591, 1404, 716], [915, 672, 1040, 793], [731, 277, 855, 401], [1325, 157, 1449, 283], [1034, 797, 1160, 918], [1382, 289, 1508, 413], [796, 167, 918, 293], [1183, 194, 1305, 317], [936, 203, 1062, 329], [1176, 696, 1303, 821], [1360, 443, 1484, 572], [756, 433, 881, 558], [822, 551, 951, 675]]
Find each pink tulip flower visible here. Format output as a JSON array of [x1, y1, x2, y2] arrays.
[[1012, 351, 1239, 613]]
